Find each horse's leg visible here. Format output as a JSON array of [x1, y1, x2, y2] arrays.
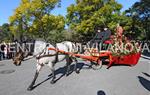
[[27, 64, 42, 91], [65, 55, 72, 76], [73, 57, 79, 74], [47, 62, 56, 84]]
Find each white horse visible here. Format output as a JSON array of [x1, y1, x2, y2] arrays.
[[13, 40, 78, 91]]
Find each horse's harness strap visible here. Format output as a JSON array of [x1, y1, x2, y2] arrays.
[[32, 43, 71, 61], [36, 44, 59, 63], [35, 44, 49, 59], [36, 54, 57, 59]]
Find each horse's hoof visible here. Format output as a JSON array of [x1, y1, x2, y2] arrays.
[[50, 80, 55, 84], [27, 87, 33, 91], [65, 73, 69, 77], [76, 71, 80, 74]]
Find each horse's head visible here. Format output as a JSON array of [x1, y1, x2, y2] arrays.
[[12, 51, 24, 66]]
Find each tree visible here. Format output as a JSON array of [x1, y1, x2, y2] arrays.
[[0, 23, 14, 42], [66, 0, 131, 41], [125, 0, 150, 40], [9, 0, 65, 42]]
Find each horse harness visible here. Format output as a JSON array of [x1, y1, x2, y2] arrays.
[[28, 42, 74, 63], [35, 44, 58, 62]]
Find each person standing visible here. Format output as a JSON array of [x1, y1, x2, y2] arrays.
[[0, 49, 2, 61], [4, 43, 8, 59], [0, 43, 5, 60]]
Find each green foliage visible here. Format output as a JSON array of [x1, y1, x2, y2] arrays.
[[125, 0, 150, 40], [9, 0, 65, 41], [6, 0, 149, 43], [66, 0, 131, 41], [46, 29, 81, 43], [0, 23, 14, 43]]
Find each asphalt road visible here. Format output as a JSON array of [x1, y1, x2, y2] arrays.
[[0, 57, 149, 95]]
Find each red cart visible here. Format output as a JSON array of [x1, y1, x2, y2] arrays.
[[48, 47, 141, 70]]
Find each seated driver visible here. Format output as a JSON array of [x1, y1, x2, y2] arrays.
[[90, 26, 111, 50]]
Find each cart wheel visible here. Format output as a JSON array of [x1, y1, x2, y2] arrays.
[[91, 60, 102, 70]]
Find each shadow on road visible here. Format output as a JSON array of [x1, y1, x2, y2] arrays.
[[137, 76, 150, 91], [31, 62, 85, 90], [107, 64, 131, 69], [97, 90, 106, 95], [142, 72, 150, 77]]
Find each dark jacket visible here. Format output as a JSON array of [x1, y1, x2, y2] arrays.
[[92, 29, 111, 42], [103, 29, 111, 41], [93, 31, 105, 41]]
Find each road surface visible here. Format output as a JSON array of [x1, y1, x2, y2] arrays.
[[0, 57, 149, 95]]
